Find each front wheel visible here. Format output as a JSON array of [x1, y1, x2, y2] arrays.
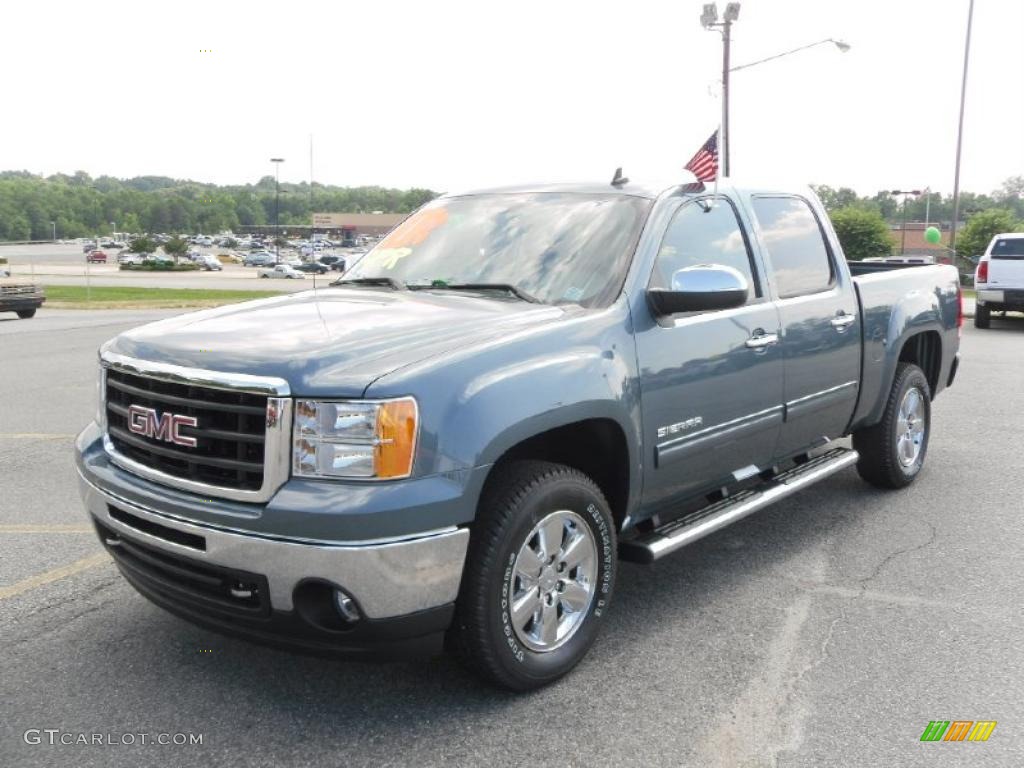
[[451, 461, 616, 691], [853, 363, 931, 489], [16, 309, 36, 319]]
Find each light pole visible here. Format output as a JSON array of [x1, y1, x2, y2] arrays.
[[270, 157, 284, 264], [891, 189, 922, 254], [949, 0, 975, 262], [50, 221, 56, 242], [701, 3, 740, 177], [729, 38, 851, 72]]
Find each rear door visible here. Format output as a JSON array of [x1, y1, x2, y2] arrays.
[[747, 195, 862, 459], [637, 195, 784, 509]]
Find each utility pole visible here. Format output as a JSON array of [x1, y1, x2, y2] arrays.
[[701, 3, 741, 177], [949, 0, 975, 261]]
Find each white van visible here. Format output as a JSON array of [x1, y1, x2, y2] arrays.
[[974, 232, 1024, 328]]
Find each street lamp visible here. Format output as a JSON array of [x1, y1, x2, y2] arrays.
[[270, 157, 284, 264], [891, 189, 923, 255], [50, 221, 56, 242], [701, 3, 741, 176], [730, 38, 851, 72]]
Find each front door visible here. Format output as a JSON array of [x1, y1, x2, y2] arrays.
[[636, 196, 784, 511], [748, 195, 862, 457]]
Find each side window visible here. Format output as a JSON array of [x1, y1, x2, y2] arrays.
[[751, 196, 835, 298], [651, 198, 760, 299]]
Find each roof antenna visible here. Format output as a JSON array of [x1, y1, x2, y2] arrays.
[[610, 167, 629, 187]]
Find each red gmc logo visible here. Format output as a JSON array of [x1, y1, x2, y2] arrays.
[[127, 405, 198, 447]]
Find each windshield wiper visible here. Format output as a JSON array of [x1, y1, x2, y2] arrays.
[[415, 282, 541, 304], [330, 277, 405, 290]]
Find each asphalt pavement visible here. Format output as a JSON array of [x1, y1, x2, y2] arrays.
[[1, 308, 1022, 767]]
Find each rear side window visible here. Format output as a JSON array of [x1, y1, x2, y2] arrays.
[[751, 196, 835, 298], [651, 198, 760, 297], [991, 238, 1024, 259]]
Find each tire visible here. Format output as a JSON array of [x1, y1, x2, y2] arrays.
[[974, 305, 990, 329], [16, 309, 36, 319], [260, 274, 268, 279], [451, 460, 617, 691], [852, 363, 931, 489]]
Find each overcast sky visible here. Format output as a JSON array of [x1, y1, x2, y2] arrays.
[[3, 0, 1021, 196]]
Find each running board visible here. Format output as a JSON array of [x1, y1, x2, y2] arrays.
[[619, 448, 859, 564]]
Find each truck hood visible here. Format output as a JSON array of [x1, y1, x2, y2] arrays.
[[106, 287, 567, 396]]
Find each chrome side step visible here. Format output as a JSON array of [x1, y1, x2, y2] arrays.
[[619, 447, 859, 564]]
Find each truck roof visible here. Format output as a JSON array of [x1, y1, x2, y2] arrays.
[[445, 177, 814, 201]]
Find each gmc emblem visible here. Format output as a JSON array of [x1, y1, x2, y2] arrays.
[[127, 405, 198, 447]]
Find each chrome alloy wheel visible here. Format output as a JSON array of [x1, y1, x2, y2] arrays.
[[896, 386, 927, 468], [508, 510, 598, 653]]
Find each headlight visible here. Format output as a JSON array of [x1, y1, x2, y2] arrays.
[[292, 398, 418, 480]]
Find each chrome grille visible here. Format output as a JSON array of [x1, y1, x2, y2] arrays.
[[1, 284, 39, 296], [105, 369, 267, 491]]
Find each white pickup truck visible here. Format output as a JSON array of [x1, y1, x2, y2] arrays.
[[257, 264, 306, 280], [974, 232, 1024, 328]]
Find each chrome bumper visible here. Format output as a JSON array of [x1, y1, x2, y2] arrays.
[[77, 469, 469, 620]]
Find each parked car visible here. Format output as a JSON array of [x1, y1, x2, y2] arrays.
[[82, 241, 98, 253], [198, 255, 223, 271], [117, 253, 144, 265], [294, 261, 329, 274], [243, 252, 276, 267], [86, 250, 108, 263], [329, 257, 348, 272], [74, 179, 961, 691], [257, 264, 305, 279], [0, 277, 45, 318], [973, 232, 1024, 328]]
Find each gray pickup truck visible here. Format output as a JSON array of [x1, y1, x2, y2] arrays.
[[75, 179, 961, 690]]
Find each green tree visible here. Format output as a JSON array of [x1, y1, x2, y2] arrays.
[[956, 209, 1023, 263], [128, 237, 156, 254], [828, 207, 894, 261], [163, 236, 189, 264]]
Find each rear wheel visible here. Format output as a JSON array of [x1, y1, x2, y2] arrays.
[[974, 305, 990, 328], [451, 461, 616, 691], [16, 309, 36, 319], [853, 363, 931, 489]]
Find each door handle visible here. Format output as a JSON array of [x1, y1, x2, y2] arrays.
[[745, 332, 779, 350], [831, 312, 857, 331]]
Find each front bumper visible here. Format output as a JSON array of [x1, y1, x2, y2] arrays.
[[0, 294, 45, 312], [77, 457, 470, 657]]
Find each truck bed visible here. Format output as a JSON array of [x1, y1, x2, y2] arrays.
[[848, 263, 961, 431]]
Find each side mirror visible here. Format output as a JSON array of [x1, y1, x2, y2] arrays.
[[648, 264, 749, 316]]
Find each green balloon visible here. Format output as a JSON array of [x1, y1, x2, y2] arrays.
[[924, 226, 941, 244]]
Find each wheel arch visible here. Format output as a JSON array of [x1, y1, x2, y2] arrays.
[[479, 416, 634, 533]]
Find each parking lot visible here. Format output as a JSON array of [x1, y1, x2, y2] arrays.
[[1, 308, 1022, 767], [0, 243, 351, 292]]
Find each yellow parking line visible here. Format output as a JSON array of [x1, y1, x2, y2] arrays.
[[0, 433, 76, 440], [0, 553, 110, 600], [0, 524, 94, 533]]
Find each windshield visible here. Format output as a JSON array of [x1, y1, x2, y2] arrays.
[[991, 238, 1024, 259], [342, 193, 651, 306]]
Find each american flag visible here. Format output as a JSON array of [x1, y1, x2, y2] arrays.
[[684, 130, 719, 182]]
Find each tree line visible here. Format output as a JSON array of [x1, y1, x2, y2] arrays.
[[1, 169, 1021, 264], [0, 170, 437, 241], [813, 176, 1024, 263]]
